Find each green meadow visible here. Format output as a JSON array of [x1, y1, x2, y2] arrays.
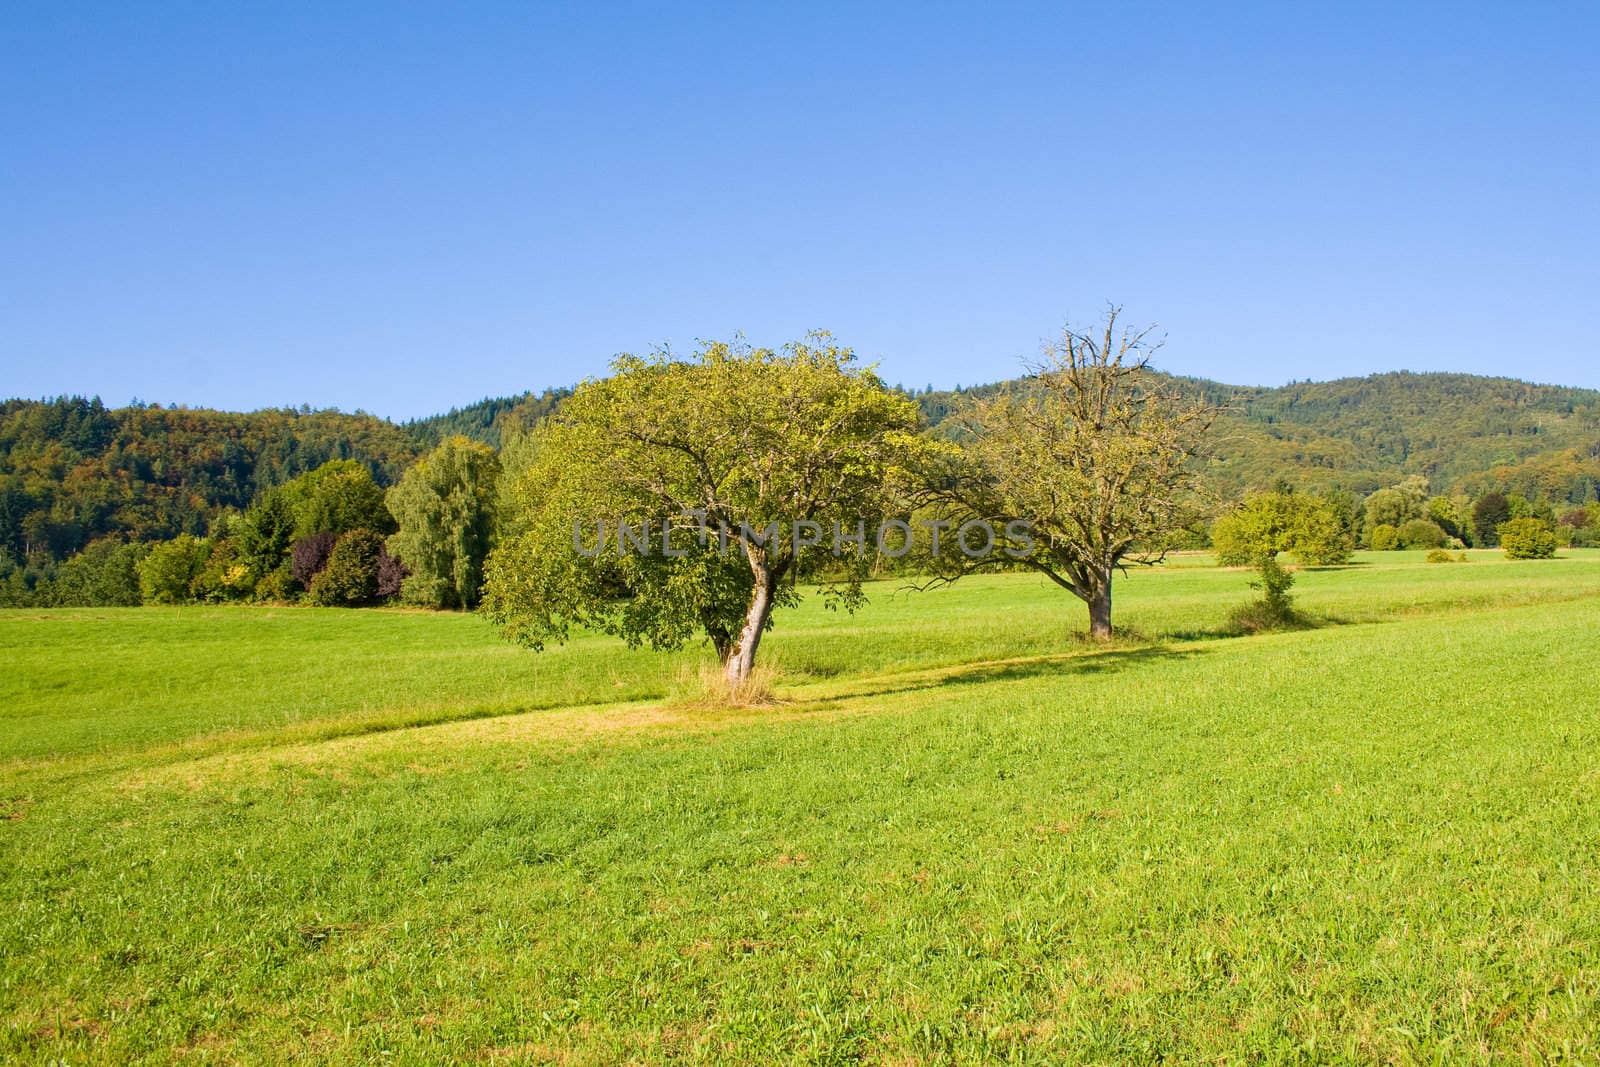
[[4, 550, 1600, 1063]]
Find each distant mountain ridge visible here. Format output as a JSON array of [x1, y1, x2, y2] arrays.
[[3, 370, 1597, 563], [916, 370, 1600, 501]]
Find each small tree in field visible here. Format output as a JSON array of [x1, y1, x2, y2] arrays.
[[1212, 491, 1353, 567], [918, 309, 1217, 641], [483, 336, 919, 683]]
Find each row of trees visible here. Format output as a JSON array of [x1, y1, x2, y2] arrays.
[[483, 315, 1217, 680], [3, 441, 503, 610], [6, 315, 1589, 684]]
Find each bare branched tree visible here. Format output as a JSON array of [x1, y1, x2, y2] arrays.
[[916, 308, 1219, 641]]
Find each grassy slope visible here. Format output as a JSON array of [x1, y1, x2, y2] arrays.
[[3, 553, 1600, 1063]]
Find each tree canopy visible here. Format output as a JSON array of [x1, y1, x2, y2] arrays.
[[916, 309, 1218, 640], [483, 336, 920, 681]]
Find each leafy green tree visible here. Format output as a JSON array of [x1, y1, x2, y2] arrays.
[[1498, 517, 1557, 560], [1211, 492, 1353, 567], [191, 534, 256, 602], [307, 528, 386, 605], [1370, 524, 1400, 551], [385, 436, 500, 609], [487, 424, 762, 663], [50, 538, 148, 606], [137, 535, 210, 604], [283, 460, 394, 540], [1425, 495, 1466, 542], [236, 487, 296, 579], [916, 309, 1218, 641], [1364, 480, 1426, 542], [484, 335, 918, 681], [1472, 492, 1511, 546], [1396, 518, 1448, 549]]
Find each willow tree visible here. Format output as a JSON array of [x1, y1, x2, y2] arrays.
[[920, 309, 1217, 641], [385, 436, 500, 609], [483, 335, 919, 682]]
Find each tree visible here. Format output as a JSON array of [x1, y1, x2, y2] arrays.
[[487, 424, 764, 664], [1370, 524, 1400, 551], [236, 487, 296, 579], [281, 460, 394, 541], [51, 538, 148, 606], [137, 534, 209, 604], [1364, 481, 1426, 542], [1396, 518, 1448, 549], [1425, 495, 1466, 543], [917, 309, 1217, 641], [1499, 517, 1557, 560], [290, 531, 338, 588], [484, 335, 919, 682], [385, 436, 500, 609], [1472, 492, 1511, 546], [1211, 491, 1353, 567], [307, 528, 388, 605]]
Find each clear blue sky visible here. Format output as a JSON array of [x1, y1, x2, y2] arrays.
[[3, 2, 1596, 419]]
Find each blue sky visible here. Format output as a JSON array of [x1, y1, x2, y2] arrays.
[[3, 2, 1596, 419]]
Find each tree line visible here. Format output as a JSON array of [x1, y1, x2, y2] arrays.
[[4, 317, 1594, 654]]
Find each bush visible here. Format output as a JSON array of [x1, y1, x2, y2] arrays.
[[51, 539, 148, 606], [1396, 518, 1447, 549], [290, 531, 338, 589], [192, 538, 255, 602], [399, 573, 454, 610], [254, 565, 298, 603], [138, 535, 210, 604], [1228, 554, 1300, 634], [1498, 518, 1557, 560], [376, 546, 408, 600], [1369, 524, 1399, 551], [307, 528, 385, 606], [1424, 548, 1471, 564]]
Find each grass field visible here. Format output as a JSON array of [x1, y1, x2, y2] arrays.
[[4, 550, 1600, 1062]]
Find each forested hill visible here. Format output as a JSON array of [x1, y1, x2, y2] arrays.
[[403, 388, 570, 449], [918, 371, 1600, 503], [0, 389, 571, 563], [0, 399, 422, 562], [4, 371, 1598, 565]]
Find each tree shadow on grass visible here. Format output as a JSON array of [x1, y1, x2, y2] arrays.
[[937, 645, 1206, 687], [793, 644, 1209, 710]]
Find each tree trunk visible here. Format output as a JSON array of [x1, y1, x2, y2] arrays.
[[726, 565, 775, 683], [1087, 576, 1113, 642]]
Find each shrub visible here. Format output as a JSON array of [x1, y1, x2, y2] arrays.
[[1396, 518, 1447, 549], [307, 529, 386, 606], [1425, 548, 1456, 563], [254, 565, 298, 602], [399, 573, 454, 610], [1369, 524, 1399, 551], [1228, 554, 1300, 634], [192, 538, 255, 602], [138, 535, 210, 604], [1498, 517, 1557, 560], [290, 531, 338, 588], [376, 546, 408, 600], [51, 539, 148, 606]]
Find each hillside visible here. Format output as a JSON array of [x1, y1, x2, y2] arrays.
[[0, 398, 423, 562], [919, 371, 1600, 502], [4, 370, 1597, 566]]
